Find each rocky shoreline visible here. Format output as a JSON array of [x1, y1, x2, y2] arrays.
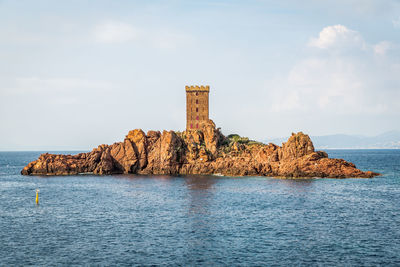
[[21, 120, 379, 178]]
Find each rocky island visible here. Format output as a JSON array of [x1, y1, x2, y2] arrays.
[[22, 85, 379, 178], [21, 120, 378, 178]]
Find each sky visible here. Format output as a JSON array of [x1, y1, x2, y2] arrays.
[[1, 0, 400, 150]]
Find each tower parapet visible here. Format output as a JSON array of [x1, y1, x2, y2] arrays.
[[186, 85, 210, 130], [185, 85, 210, 92]]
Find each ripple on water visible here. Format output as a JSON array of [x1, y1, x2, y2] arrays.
[[0, 150, 400, 265]]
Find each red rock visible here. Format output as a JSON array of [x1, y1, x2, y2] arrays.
[[21, 120, 380, 178]]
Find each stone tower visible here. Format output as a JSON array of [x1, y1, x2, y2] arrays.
[[186, 85, 209, 130]]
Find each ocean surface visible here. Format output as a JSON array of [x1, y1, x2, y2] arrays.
[[1, 150, 399, 266]]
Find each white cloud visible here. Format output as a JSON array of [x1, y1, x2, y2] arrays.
[[270, 25, 400, 116], [374, 41, 393, 56], [94, 21, 138, 43], [309, 24, 365, 50], [271, 58, 370, 113]]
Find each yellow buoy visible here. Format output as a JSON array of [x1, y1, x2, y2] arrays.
[[35, 189, 39, 205]]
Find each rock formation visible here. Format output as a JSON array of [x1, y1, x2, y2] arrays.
[[21, 120, 379, 178]]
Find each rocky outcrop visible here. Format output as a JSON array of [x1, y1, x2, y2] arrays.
[[21, 120, 379, 178]]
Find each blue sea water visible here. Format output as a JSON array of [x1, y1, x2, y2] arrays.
[[0, 150, 399, 266]]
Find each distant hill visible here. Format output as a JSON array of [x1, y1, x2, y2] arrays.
[[265, 131, 400, 149]]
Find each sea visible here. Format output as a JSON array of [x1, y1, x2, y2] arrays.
[[0, 150, 399, 266]]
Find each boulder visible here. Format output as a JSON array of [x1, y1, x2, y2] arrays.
[[21, 123, 379, 178]]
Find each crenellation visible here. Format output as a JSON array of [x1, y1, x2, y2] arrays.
[[185, 85, 210, 92]]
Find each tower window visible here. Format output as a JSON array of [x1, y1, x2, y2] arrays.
[[196, 116, 199, 120], [196, 124, 198, 129], [196, 108, 198, 112], [196, 92, 198, 96], [190, 123, 193, 129], [196, 99, 198, 104]]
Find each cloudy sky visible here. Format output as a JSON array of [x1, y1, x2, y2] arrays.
[[1, 0, 400, 150]]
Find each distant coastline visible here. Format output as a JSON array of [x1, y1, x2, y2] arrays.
[[265, 131, 400, 150], [21, 121, 379, 178]]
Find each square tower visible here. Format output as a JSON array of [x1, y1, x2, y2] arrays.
[[186, 85, 210, 130]]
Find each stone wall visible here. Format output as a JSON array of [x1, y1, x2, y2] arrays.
[[186, 85, 209, 130]]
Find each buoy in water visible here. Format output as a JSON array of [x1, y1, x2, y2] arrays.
[[35, 189, 39, 205]]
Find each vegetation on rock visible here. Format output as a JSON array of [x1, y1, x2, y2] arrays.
[[21, 120, 379, 178]]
